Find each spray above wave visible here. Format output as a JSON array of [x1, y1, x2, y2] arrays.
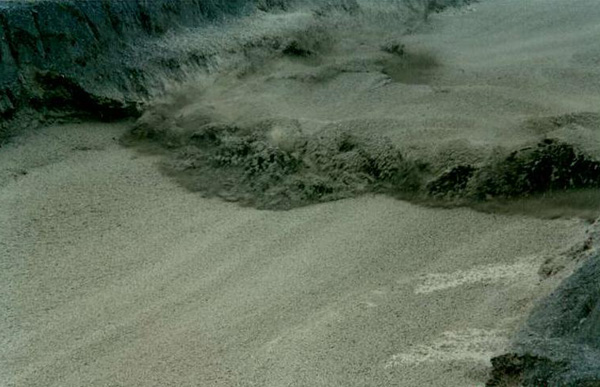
[[123, 0, 600, 213]]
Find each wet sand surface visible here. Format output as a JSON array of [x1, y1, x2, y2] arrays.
[[0, 123, 587, 386]]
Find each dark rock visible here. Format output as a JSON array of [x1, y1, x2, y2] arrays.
[[30, 70, 140, 121], [0, 0, 259, 142], [488, 224, 600, 386], [0, 6, 45, 67], [487, 353, 568, 387]]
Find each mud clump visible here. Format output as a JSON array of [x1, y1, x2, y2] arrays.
[[425, 138, 600, 203], [127, 103, 600, 211], [279, 23, 335, 59], [469, 139, 600, 199], [312, 0, 360, 17], [381, 41, 405, 56], [281, 29, 330, 58]]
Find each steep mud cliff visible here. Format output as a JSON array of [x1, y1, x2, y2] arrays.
[[0, 0, 474, 142], [0, 0, 256, 140]]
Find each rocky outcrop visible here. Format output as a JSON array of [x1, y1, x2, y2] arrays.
[[488, 221, 600, 386], [0, 0, 255, 141], [0, 0, 477, 142]]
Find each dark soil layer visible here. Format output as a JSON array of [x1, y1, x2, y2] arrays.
[[488, 223, 600, 386]]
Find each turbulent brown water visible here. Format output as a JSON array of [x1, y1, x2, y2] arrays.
[[124, 3, 600, 215], [121, 2, 600, 384]]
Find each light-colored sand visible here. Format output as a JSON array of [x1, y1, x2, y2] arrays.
[[2, 0, 599, 386], [0, 124, 589, 387]]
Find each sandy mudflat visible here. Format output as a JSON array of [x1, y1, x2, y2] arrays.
[[1, 0, 599, 386], [0, 123, 589, 386]]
